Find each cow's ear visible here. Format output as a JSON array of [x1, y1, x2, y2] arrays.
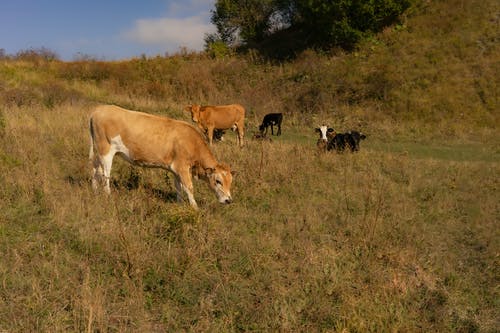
[[328, 128, 334, 132], [315, 128, 320, 133]]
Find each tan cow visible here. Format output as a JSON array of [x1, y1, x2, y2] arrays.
[[185, 104, 245, 147], [89, 105, 234, 209]]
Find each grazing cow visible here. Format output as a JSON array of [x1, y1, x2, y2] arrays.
[[89, 105, 234, 209], [259, 113, 283, 136], [328, 130, 366, 152], [213, 129, 226, 142], [315, 125, 335, 152], [185, 104, 245, 147]]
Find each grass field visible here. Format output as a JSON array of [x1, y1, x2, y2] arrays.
[[368, 139, 500, 163], [0, 0, 498, 330], [0, 103, 498, 332]]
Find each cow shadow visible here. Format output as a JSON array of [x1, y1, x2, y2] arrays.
[[143, 184, 178, 202], [70, 168, 179, 203], [105, 169, 176, 202]]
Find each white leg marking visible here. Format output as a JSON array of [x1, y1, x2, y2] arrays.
[[172, 165, 199, 209], [91, 158, 103, 191], [183, 185, 198, 209], [174, 175, 198, 209], [97, 135, 130, 194], [101, 151, 115, 194], [174, 176, 183, 203]]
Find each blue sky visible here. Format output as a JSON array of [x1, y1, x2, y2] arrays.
[[0, 0, 216, 61]]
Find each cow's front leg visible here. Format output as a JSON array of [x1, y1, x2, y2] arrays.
[[207, 126, 215, 146], [173, 176, 183, 203], [176, 169, 198, 209]]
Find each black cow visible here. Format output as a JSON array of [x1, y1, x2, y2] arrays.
[[213, 129, 226, 142], [346, 131, 366, 151], [327, 131, 366, 152], [327, 133, 347, 152], [259, 113, 283, 136], [201, 128, 225, 142]]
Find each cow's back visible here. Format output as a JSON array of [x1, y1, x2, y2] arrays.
[[91, 105, 212, 165], [200, 104, 245, 128]]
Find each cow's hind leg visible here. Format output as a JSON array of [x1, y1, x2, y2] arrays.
[[237, 121, 245, 147], [91, 156, 104, 191], [89, 122, 104, 191], [101, 150, 116, 194]]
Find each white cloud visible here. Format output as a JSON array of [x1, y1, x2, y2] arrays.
[[124, 0, 216, 52], [126, 16, 215, 51]]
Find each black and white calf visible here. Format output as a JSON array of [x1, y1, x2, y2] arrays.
[[315, 125, 335, 152], [259, 113, 283, 136]]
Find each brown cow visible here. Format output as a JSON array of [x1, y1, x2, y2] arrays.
[[89, 105, 234, 209], [185, 104, 245, 147]]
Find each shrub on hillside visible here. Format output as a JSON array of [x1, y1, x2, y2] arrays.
[[15, 47, 59, 62], [57, 61, 113, 82]]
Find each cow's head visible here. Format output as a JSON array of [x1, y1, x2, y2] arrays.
[[315, 125, 335, 141], [205, 163, 235, 204], [185, 104, 202, 123]]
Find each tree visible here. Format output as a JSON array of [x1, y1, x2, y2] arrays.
[[209, 0, 277, 45], [206, 0, 414, 57], [293, 0, 413, 49]]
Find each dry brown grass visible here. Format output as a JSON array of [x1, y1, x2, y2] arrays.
[[0, 101, 498, 331], [1, 0, 499, 331]]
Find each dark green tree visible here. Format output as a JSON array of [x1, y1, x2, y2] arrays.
[[206, 0, 414, 57], [292, 0, 413, 49], [209, 0, 277, 45]]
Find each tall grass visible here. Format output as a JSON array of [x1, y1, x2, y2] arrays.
[[0, 0, 498, 331], [0, 101, 498, 331]]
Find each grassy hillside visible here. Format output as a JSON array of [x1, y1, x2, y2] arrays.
[[0, 0, 498, 331]]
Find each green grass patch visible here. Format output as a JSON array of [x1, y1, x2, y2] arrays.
[[368, 139, 500, 162]]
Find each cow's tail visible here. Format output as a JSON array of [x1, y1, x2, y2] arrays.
[[89, 117, 95, 161]]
